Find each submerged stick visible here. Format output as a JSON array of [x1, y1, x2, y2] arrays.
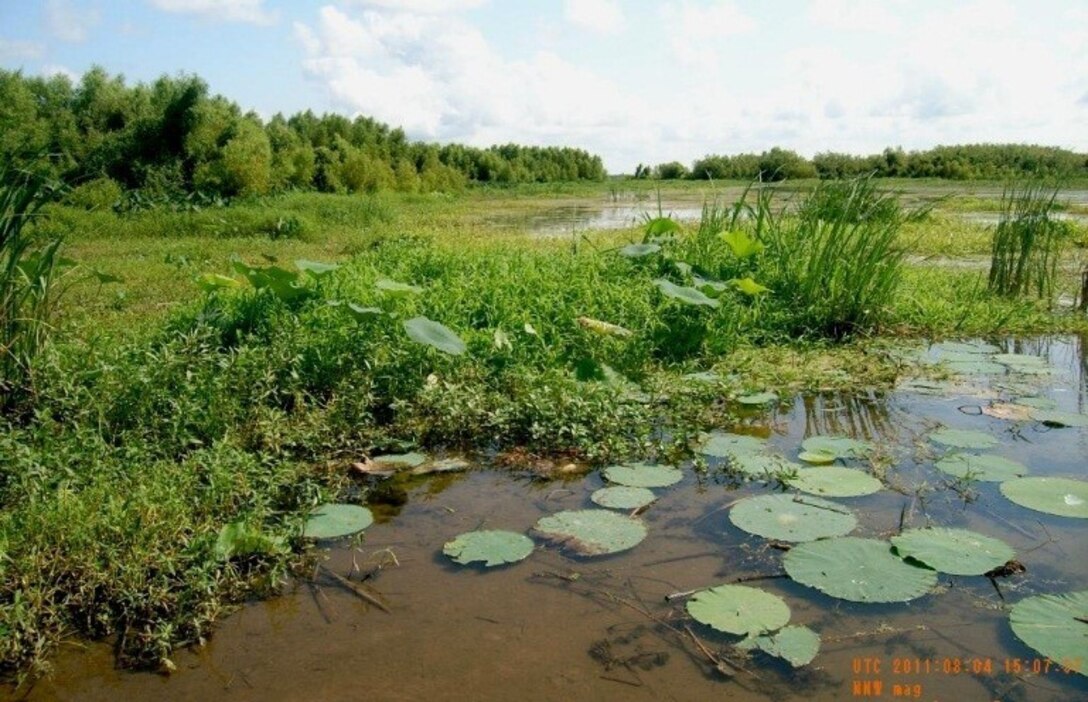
[[319, 565, 392, 614]]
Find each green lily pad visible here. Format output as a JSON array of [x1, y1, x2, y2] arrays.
[[935, 454, 1027, 482], [891, 527, 1015, 576], [686, 584, 790, 636], [933, 341, 1000, 355], [303, 503, 374, 539], [785, 467, 883, 497], [784, 537, 937, 603], [1014, 396, 1057, 410], [1009, 591, 1088, 675], [443, 530, 534, 567], [737, 391, 779, 405], [404, 316, 467, 355], [1030, 410, 1088, 428], [698, 432, 766, 458], [619, 243, 661, 258], [729, 494, 857, 542], [728, 454, 799, 478], [737, 625, 821, 667], [533, 510, 647, 556], [1000, 477, 1088, 518], [602, 463, 682, 488], [801, 435, 873, 459], [798, 450, 837, 465], [653, 278, 720, 307], [591, 486, 656, 510], [928, 428, 999, 450]]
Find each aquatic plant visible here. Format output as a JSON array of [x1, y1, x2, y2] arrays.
[[987, 180, 1068, 300]]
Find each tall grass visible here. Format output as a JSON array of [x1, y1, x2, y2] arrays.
[[987, 181, 1066, 300], [1, 169, 66, 411]]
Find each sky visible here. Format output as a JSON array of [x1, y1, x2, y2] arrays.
[[1, 0, 1086, 173]]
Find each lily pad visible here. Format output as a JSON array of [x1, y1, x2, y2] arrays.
[[935, 454, 1027, 482], [602, 462, 682, 488], [784, 537, 937, 603], [993, 353, 1048, 367], [653, 278, 720, 307], [933, 341, 1000, 355], [533, 510, 647, 556], [1008, 591, 1088, 674], [303, 503, 374, 539], [698, 432, 766, 458], [785, 467, 883, 497], [591, 486, 656, 510], [798, 450, 836, 465], [737, 391, 779, 405], [1000, 477, 1088, 518], [404, 316, 467, 355], [729, 454, 799, 478], [1030, 410, 1088, 428], [619, 243, 661, 258], [686, 584, 790, 636], [928, 428, 998, 450], [729, 494, 857, 542], [801, 435, 872, 459], [891, 527, 1015, 576], [737, 625, 821, 667], [443, 530, 534, 567]]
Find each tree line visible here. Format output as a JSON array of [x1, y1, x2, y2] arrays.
[[0, 67, 607, 199], [642, 144, 1088, 182]]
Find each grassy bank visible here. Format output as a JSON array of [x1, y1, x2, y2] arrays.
[[2, 178, 1087, 682]]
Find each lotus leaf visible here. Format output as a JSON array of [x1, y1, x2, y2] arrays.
[[404, 317, 467, 355], [1000, 477, 1088, 518], [891, 527, 1015, 576], [798, 450, 836, 465], [737, 625, 821, 667], [653, 278, 720, 307], [698, 432, 765, 458], [800, 435, 872, 459], [946, 360, 1007, 375], [1009, 591, 1088, 675], [737, 391, 779, 405], [784, 537, 937, 603], [729, 494, 857, 542], [928, 428, 998, 450], [993, 353, 1047, 367], [602, 462, 682, 488], [935, 454, 1026, 482], [686, 584, 790, 636], [533, 510, 647, 556], [375, 277, 423, 296], [785, 467, 882, 497], [591, 486, 656, 510], [303, 503, 374, 539], [932, 341, 1000, 355], [443, 530, 534, 567], [643, 217, 681, 238], [728, 454, 799, 478], [720, 230, 765, 259], [730, 277, 771, 296]]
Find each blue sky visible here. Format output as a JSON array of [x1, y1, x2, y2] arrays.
[[1, 0, 1086, 173]]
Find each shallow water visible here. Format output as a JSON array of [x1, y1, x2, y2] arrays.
[[23, 336, 1088, 702]]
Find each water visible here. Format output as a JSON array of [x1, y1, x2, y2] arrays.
[[22, 336, 1088, 701]]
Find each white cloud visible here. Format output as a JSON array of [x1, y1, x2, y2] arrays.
[[660, 1, 756, 65], [563, 0, 624, 35], [341, 0, 487, 12], [40, 64, 81, 82], [148, 0, 277, 25], [0, 39, 46, 60], [806, 0, 903, 33], [46, 0, 100, 42]]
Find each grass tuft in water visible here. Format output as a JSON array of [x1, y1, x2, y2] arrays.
[[987, 180, 1068, 300]]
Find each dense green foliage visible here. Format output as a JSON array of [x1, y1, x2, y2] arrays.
[[988, 181, 1069, 299], [0, 67, 606, 201]]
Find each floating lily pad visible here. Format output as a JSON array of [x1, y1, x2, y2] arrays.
[[602, 462, 682, 488], [619, 243, 661, 258], [404, 316, 467, 355], [1030, 410, 1088, 428], [737, 391, 779, 405], [443, 530, 534, 567], [784, 537, 937, 603], [591, 486, 656, 510], [1000, 477, 1088, 518], [729, 454, 799, 478], [798, 450, 836, 465], [928, 428, 998, 450], [1009, 591, 1088, 674], [653, 278, 720, 307], [729, 494, 857, 542], [698, 432, 766, 458], [303, 503, 374, 539], [801, 435, 872, 459], [533, 510, 647, 556], [933, 341, 1000, 355], [372, 452, 427, 469], [737, 625, 821, 667], [897, 378, 957, 395], [891, 527, 1015, 576], [686, 584, 790, 636], [935, 454, 1027, 482], [785, 467, 883, 497]]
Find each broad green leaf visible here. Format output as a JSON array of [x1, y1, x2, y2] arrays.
[[785, 467, 883, 497], [737, 625, 821, 667], [728, 453, 799, 478], [214, 521, 284, 561], [784, 537, 937, 603], [928, 428, 998, 450], [1030, 410, 1088, 428], [602, 462, 682, 488], [698, 432, 766, 458], [801, 435, 873, 459], [376, 277, 423, 296], [729, 277, 771, 296], [196, 272, 242, 291], [946, 360, 1007, 375], [591, 486, 656, 510], [891, 527, 1015, 576], [404, 316, 467, 355], [619, 243, 661, 258], [1009, 591, 1088, 675], [932, 341, 1000, 355], [720, 230, 765, 259], [533, 510, 647, 556], [935, 454, 1027, 482], [729, 494, 857, 542], [736, 391, 778, 405], [345, 303, 383, 320], [1000, 477, 1088, 518], [643, 217, 681, 238], [295, 259, 339, 276], [443, 530, 534, 567], [798, 450, 836, 465], [303, 503, 374, 539], [653, 278, 720, 307], [687, 584, 790, 636]]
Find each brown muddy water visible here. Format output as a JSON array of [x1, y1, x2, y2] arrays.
[[22, 337, 1088, 702]]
